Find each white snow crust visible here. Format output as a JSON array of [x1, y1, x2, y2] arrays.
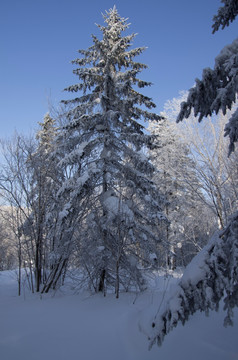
[[0, 269, 237, 360]]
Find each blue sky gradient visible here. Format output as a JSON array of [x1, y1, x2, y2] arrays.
[[1, 0, 237, 136]]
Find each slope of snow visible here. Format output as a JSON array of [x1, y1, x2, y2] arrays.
[[0, 270, 237, 360]]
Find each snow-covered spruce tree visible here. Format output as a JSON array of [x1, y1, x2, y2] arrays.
[[22, 113, 59, 292], [149, 211, 238, 348], [177, 1, 238, 155], [58, 7, 165, 296], [36, 113, 77, 294], [40, 118, 84, 293]]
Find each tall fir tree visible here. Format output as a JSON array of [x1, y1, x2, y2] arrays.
[[57, 7, 165, 296]]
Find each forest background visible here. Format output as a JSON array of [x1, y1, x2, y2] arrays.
[[0, 0, 237, 354]]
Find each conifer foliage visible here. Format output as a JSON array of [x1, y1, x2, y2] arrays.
[[177, 0, 238, 155], [149, 211, 238, 347], [58, 7, 164, 296], [177, 38, 238, 156], [212, 0, 238, 33]]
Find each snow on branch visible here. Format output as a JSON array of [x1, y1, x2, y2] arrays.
[[212, 0, 238, 33], [177, 38, 238, 155], [149, 211, 238, 348], [224, 107, 238, 155]]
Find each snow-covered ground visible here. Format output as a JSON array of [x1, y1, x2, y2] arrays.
[[0, 270, 237, 360]]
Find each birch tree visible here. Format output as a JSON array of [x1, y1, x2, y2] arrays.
[[148, 118, 212, 268], [0, 114, 59, 293]]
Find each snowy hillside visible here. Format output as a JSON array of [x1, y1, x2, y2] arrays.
[[0, 270, 237, 360]]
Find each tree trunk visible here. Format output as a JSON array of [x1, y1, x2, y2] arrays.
[[98, 269, 106, 293], [115, 260, 120, 299], [18, 238, 22, 296]]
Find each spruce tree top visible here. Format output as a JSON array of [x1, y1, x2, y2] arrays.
[[58, 7, 165, 264], [62, 6, 161, 136]]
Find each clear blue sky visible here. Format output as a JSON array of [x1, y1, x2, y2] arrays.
[[1, 0, 237, 137]]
